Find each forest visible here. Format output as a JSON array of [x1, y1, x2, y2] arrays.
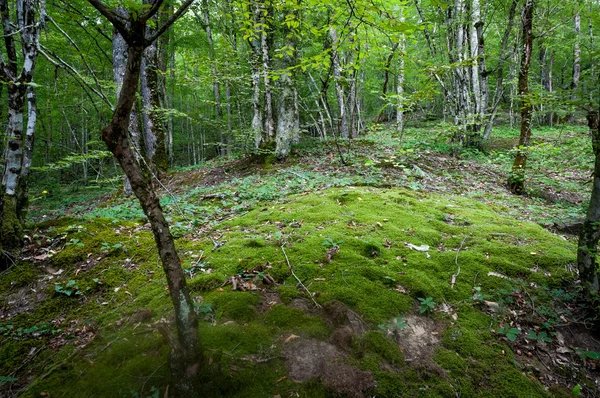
[[1, 0, 600, 396]]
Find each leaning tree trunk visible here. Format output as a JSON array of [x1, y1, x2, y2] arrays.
[[508, 0, 534, 195], [86, 1, 201, 395], [112, 8, 143, 195], [578, 109, 600, 295], [0, 0, 43, 251]]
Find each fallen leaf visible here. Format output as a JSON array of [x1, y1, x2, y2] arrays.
[[405, 243, 430, 252], [284, 334, 299, 343]]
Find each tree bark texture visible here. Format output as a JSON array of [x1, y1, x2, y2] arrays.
[[578, 110, 600, 295], [569, 13, 581, 123], [329, 26, 349, 139], [275, 2, 299, 158], [0, 0, 43, 250], [261, 2, 275, 142], [248, 1, 263, 149], [539, 42, 554, 125], [141, 3, 168, 175], [396, 14, 406, 134], [508, 0, 534, 195], [112, 9, 143, 195]]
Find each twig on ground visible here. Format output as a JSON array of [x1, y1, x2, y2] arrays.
[[451, 234, 470, 288], [279, 169, 308, 180], [341, 269, 349, 286], [281, 245, 321, 308]]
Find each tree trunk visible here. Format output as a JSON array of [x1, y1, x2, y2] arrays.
[[396, 14, 406, 134], [275, 2, 299, 158], [248, 1, 264, 149], [329, 26, 349, 139], [469, 0, 482, 132], [140, 14, 168, 177], [0, 0, 43, 250], [261, 2, 275, 143], [578, 109, 600, 295], [112, 8, 143, 195], [375, 42, 398, 124], [539, 42, 554, 125], [569, 13, 581, 123], [86, 1, 201, 395], [200, 2, 225, 154], [508, 0, 534, 195]]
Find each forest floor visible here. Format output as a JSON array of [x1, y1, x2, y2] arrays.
[[1, 122, 599, 397]]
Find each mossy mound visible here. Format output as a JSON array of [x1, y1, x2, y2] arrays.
[[0, 186, 584, 397]]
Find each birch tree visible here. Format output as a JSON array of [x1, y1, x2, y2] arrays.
[[0, 0, 45, 250]]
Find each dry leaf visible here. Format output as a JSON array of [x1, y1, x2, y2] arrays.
[[284, 334, 299, 343]]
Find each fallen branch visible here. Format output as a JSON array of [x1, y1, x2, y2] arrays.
[[279, 169, 309, 180], [281, 245, 321, 308], [451, 234, 470, 288]]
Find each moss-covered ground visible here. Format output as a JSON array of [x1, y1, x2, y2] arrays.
[[1, 123, 598, 397]]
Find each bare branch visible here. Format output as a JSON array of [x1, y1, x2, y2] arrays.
[[146, 0, 195, 44], [46, 14, 110, 106], [86, 0, 129, 39], [39, 44, 113, 109], [140, 0, 165, 24]]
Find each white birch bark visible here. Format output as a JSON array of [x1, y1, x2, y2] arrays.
[[329, 26, 349, 139], [0, 0, 44, 247]]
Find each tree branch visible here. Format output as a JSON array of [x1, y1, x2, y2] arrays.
[[146, 0, 195, 44], [140, 0, 165, 24], [86, 0, 129, 39]]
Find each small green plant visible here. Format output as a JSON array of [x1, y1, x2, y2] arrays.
[[497, 326, 520, 341], [576, 348, 600, 360], [572, 385, 582, 396], [0, 323, 61, 338], [101, 241, 123, 251], [65, 238, 84, 247], [378, 316, 408, 331], [472, 286, 484, 301], [418, 297, 436, 314], [0, 376, 18, 386], [526, 330, 552, 344], [55, 280, 81, 296], [322, 237, 343, 248]]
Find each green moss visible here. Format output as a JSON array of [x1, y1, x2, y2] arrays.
[[359, 331, 404, 365], [263, 305, 330, 338], [0, 262, 39, 291], [5, 184, 581, 396], [206, 290, 258, 322], [1, 195, 23, 249], [277, 285, 301, 303], [24, 330, 168, 397]]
